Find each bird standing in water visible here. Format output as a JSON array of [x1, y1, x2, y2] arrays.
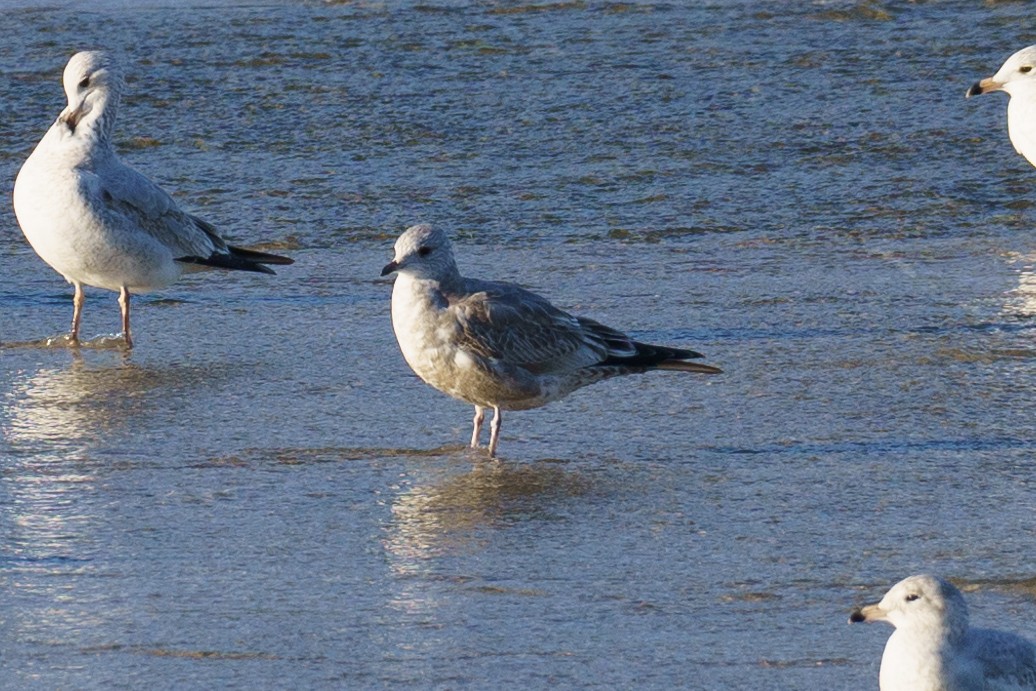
[[13, 51, 292, 347], [381, 224, 721, 457]]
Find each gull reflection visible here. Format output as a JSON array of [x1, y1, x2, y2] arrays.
[[384, 458, 592, 569], [0, 355, 140, 643], [1, 354, 173, 553], [1, 354, 227, 461], [381, 457, 592, 624], [2, 355, 158, 460], [1005, 259, 1036, 318], [0, 355, 221, 647]]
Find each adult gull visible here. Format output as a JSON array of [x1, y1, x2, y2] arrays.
[[850, 574, 1036, 690], [967, 45, 1036, 168], [380, 224, 721, 457], [13, 50, 293, 347]]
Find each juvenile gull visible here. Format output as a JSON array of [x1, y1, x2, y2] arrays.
[[849, 574, 1036, 691], [13, 51, 293, 347], [380, 224, 721, 456], [967, 45, 1036, 168]]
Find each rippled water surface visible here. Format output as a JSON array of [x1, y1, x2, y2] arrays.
[[3, 1, 1036, 688]]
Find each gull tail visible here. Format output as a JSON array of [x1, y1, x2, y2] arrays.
[[581, 317, 722, 374], [656, 356, 723, 374], [177, 246, 294, 275], [229, 245, 295, 271], [596, 339, 725, 372], [599, 341, 722, 374], [179, 215, 295, 274]]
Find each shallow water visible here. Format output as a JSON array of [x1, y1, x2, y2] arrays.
[[2, 1, 1036, 688]]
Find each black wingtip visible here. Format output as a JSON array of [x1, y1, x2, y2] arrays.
[[228, 245, 294, 266], [176, 245, 292, 275], [598, 341, 719, 373]]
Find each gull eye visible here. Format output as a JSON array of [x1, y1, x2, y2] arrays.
[[78, 76, 90, 89], [1021, 65, 1033, 74], [417, 246, 432, 257], [905, 594, 920, 602]]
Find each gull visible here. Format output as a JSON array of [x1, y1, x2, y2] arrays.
[[849, 574, 1036, 691], [380, 224, 721, 456], [12, 51, 293, 347], [967, 45, 1036, 168]]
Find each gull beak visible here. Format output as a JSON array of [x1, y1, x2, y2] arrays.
[[59, 102, 87, 131], [380, 260, 399, 277], [848, 602, 885, 624], [966, 77, 1002, 98]]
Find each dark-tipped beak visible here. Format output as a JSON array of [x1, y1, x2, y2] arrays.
[[380, 260, 399, 277], [966, 77, 1000, 99], [848, 602, 883, 624], [59, 102, 87, 131]]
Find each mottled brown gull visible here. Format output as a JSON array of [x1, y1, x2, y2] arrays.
[[967, 45, 1036, 169], [850, 574, 1036, 691], [380, 224, 721, 456], [13, 51, 292, 347]]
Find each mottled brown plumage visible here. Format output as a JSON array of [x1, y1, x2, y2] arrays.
[[381, 224, 720, 456]]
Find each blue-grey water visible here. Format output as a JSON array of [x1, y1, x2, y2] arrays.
[[2, 1, 1036, 688]]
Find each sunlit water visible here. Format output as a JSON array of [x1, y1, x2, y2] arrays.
[[2, 1, 1036, 688]]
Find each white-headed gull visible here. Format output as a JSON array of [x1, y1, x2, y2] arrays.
[[850, 574, 1036, 690], [967, 45, 1036, 169], [13, 51, 292, 347]]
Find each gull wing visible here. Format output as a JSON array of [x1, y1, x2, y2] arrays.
[[968, 628, 1036, 689], [448, 279, 613, 375], [86, 158, 221, 259]]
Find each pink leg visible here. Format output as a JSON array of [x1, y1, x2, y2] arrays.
[[471, 406, 485, 447], [487, 407, 502, 457], [70, 283, 84, 342], [119, 286, 133, 348]]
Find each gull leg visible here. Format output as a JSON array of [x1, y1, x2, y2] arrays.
[[487, 406, 502, 457], [70, 282, 84, 343], [119, 286, 133, 348], [471, 406, 485, 447]]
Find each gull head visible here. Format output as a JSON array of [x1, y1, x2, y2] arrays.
[[967, 45, 1036, 99], [849, 574, 969, 639], [59, 50, 124, 134], [381, 224, 459, 282]]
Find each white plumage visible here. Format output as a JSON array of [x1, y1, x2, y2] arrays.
[[967, 45, 1036, 168], [13, 51, 292, 347], [850, 574, 1036, 690]]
